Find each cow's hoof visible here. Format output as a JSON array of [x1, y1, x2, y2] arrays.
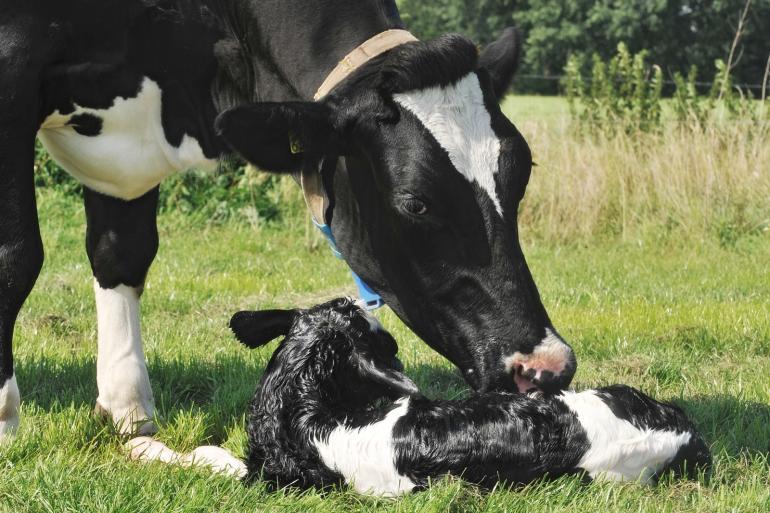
[[0, 375, 20, 441], [94, 401, 158, 436], [0, 417, 19, 442]]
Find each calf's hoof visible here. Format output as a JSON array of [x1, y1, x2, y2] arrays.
[[125, 436, 247, 478]]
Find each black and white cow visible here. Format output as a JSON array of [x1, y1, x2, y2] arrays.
[[0, 0, 576, 437]]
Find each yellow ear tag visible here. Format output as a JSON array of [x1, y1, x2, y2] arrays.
[[289, 133, 304, 155]]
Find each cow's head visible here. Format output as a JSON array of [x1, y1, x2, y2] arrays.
[[215, 29, 576, 393]]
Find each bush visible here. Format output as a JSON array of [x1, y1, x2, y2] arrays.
[[157, 164, 303, 226], [516, 120, 770, 245], [550, 43, 769, 244], [564, 43, 663, 134], [671, 65, 709, 126], [398, 0, 770, 96], [33, 142, 304, 227], [565, 44, 768, 133]]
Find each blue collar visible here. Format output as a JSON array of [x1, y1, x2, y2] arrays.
[[313, 220, 385, 310]]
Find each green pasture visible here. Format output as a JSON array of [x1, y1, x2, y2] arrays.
[[0, 96, 768, 512], [502, 95, 569, 128]]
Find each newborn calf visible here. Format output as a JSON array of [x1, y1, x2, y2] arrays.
[[231, 298, 711, 497]]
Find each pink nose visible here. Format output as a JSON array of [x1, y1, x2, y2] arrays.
[[502, 329, 576, 392]]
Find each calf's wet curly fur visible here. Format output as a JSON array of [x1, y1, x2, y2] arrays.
[[230, 298, 711, 496]]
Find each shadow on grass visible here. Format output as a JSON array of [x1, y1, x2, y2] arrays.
[[15, 357, 470, 435], [16, 357, 468, 408], [409, 363, 471, 400], [16, 357, 98, 410], [677, 395, 770, 457], [20, 356, 766, 459], [15, 355, 263, 441]]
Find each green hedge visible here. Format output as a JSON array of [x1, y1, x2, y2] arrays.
[[398, 0, 770, 95], [34, 142, 303, 226]]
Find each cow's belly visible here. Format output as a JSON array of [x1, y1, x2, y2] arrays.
[[38, 77, 217, 200]]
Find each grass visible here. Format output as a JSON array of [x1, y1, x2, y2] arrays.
[[504, 97, 770, 244], [2, 95, 769, 512], [501, 95, 570, 127], [0, 185, 767, 512]]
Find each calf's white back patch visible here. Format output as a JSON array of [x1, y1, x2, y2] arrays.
[[39, 77, 216, 200], [559, 390, 691, 483], [314, 397, 416, 496], [394, 73, 503, 215]]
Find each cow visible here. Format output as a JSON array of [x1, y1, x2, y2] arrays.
[[0, 0, 576, 438]]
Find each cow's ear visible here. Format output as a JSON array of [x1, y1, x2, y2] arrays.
[[479, 27, 521, 100], [229, 309, 297, 349], [215, 102, 336, 171]]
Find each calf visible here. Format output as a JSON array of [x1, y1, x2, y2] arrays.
[[227, 298, 711, 497]]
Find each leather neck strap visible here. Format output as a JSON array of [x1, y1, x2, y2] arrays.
[[301, 30, 417, 310], [302, 29, 417, 225], [313, 29, 418, 101]]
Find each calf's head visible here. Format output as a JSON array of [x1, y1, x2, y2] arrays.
[[216, 30, 576, 393], [230, 297, 419, 408]]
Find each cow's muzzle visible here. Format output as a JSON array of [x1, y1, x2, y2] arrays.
[[502, 328, 577, 393]]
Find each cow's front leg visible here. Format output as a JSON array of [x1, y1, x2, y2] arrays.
[[84, 187, 160, 435], [0, 128, 44, 439]]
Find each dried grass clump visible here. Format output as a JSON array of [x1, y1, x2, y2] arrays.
[[518, 119, 770, 245]]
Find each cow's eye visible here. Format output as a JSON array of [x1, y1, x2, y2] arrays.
[[402, 198, 428, 216]]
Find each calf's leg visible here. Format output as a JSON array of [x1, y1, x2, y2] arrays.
[[125, 437, 247, 478], [84, 187, 159, 435]]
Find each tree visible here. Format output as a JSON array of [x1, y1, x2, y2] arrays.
[[398, 0, 770, 94], [398, 0, 517, 45]]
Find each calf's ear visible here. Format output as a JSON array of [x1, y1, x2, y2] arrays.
[[479, 27, 521, 100], [229, 309, 297, 349], [354, 355, 421, 397], [215, 102, 336, 171]]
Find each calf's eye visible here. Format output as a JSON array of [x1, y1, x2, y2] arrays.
[[402, 198, 428, 216]]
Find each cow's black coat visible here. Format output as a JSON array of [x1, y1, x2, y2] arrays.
[[0, 0, 572, 405]]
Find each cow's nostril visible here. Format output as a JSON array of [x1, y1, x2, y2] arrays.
[[531, 369, 569, 393], [502, 328, 577, 393]]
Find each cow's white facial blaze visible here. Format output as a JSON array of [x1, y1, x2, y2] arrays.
[[0, 374, 20, 438], [558, 391, 693, 482], [94, 281, 156, 435], [393, 73, 503, 215]]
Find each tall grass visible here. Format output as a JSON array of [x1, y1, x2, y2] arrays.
[[517, 119, 770, 245], [33, 103, 769, 248], [536, 42, 770, 245]]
